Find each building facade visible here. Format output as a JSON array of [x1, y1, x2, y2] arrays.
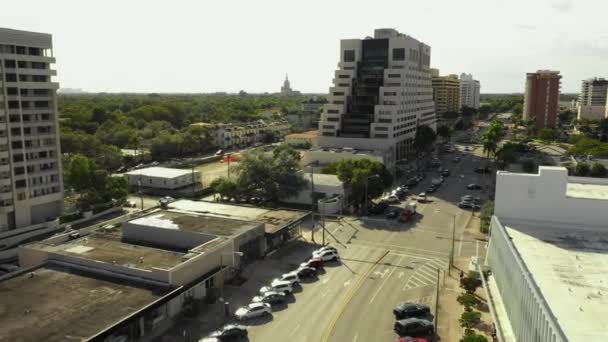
[[577, 77, 608, 121], [431, 69, 460, 114], [0, 28, 63, 232], [317, 28, 436, 164], [486, 166, 608, 342], [280, 74, 300, 96], [190, 120, 291, 149], [523, 70, 561, 129], [459, 73, 480, 110]]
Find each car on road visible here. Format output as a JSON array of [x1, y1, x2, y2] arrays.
[[458, 201, 481, 210], [295, 266, 317, 278], [215, 149, 224, 156], [312, 249, 340, 262], [260, 281, 293, 295], [123, 200, 137, 208], [416, 193, 427, 203], [300, 257, 324, 270], [315, 245, 338, 254], [474, 166, 490, 174], [452, 157, 461, 163], [406, 178, 419, 186], [369, 201, 389, 215], [252, 291, 286, 305], [461, 195, 481, 202], [441, 169, 450, 177], [235, 303, 271, 320], [203, 324, 248, 341], [383, 195, 401, 204], [394, 317, 434, 337], [273, 272, 300, 286], [426, 184, 437, 193], [393, 303, 431, 320], [466, 183, 483, 190], [464, 146, 471, 151]]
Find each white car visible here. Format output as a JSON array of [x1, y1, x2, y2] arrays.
[[273, 271, 299, 286], [416, 193, 427, 203], [383, 195, 400, 204], [260, 280, 293, 295], [314, 246, 337, 254], [234, 303, 271, 320], [312, 249, 340, 262]]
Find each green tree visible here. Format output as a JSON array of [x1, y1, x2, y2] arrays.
[[210, 177, 239, 201], [495, 144, 517, 169], [103, 175, 129, 203], [459, 311, 481, 332], [460, 331, 488, 342], [512, 103, 523, 115], [590, 163, 607, 177], [437, 125, 451, 138], [480, 201, 494, 234], [461, 272, 482, 294], [65, 154, 96, 191], [575, 162, 590, 176], [521, 159, 536, 173], [414, 125, 437, 152], [538, 128, 559, 142], [457, 293, 479, 312], [324, 159, 392, 203]]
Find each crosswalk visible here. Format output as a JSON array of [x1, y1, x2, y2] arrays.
[[403, 258, 447, 290]]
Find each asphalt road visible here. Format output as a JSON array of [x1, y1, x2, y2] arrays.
[[239, 143, 491, 342]]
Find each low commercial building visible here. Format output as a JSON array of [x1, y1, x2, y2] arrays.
[[125, 167, 201, 191], [285, 130, 319, 147], [301, 147, 393, 173], [190, 120, 291, 150], [167, 200, 310, 251], [5, 209, 266, 341], [282, 173, 347, 214], [486, 166, 608, 342]]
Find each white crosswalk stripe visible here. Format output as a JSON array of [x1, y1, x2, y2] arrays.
[[402, 258, 447, 290]]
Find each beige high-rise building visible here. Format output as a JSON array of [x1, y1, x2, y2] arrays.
[[431, 69, 460, 114], [0, 28, 63, 231]]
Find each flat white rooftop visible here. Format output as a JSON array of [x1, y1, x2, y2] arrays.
[[566, 182, 608, 201], [305, 173, 343, 188], [502, 218, 608, 341], [125, 167, 192, 179]]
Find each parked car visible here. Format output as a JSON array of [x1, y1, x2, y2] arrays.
[[123, 200, 137, 208], [252, 291, 286, 305], [295, 266, 317, 278], [466, 183, 483, 190], [383, 195, 401, 204], [312, 249, 340, 262], [394, 317, 434, 337], [386, 209, 399, 219], [204, 324, 248, 341], [315, 246, 338, 254], [215, 149, 224, 156], [407, 178, 419, 186], [426, 185, 437, 193], [273, 272, 300, 286], [416, 193, 427, 203], [461, 195, 481, 203], [474, 166, 490, 174], [441, 169, 450, 177], [396, 337, 428, 342], [393, 303, 431, 320], [259, 281, 293, 295], [234, 303, 271, 320], [300, 257, 324, 270], [458, 201, 481, 210]]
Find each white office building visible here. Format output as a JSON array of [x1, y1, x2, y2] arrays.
[[318, 28, 436, 164], [0, 28, 63, 232], [486, 166, 608, 342], [459, 73, 480, 110], [125, 167, 201, 190], [577, 77, 608, 121]]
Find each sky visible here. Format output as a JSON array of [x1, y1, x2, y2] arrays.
[[1, 0, 607, 94]]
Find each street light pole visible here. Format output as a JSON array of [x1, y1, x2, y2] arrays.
[[436, 209, 456, 275]]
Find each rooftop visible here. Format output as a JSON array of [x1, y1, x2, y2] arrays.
[[28, 235, 184, 270], [287, 130, 319, 138], [168, 200, 309, 234], [0, 263, 173, 342], [125, 166, 193, 179], [566, 182, 608, 200], [501, 218, 608, 341], [129, 211, 260, 236], [304, 173, 343, 188]]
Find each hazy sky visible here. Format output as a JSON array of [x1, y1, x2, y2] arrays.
[[2, 0, 607, 93]]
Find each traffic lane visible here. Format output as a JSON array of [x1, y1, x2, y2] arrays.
[[246, 245, 387, 342], [328, 253, 438, 342]]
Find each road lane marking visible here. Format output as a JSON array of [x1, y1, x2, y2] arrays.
[[398, 271, 405, 279], [344, 279, 351, 287], [369, 255, 405, 304], [322, 276, 331, 284], [457, 231, 464, 256], [321, 250, 390, 342], [354, 240, 450, 257], [353, 332, 359, 342], [288, 323, 300, 337]]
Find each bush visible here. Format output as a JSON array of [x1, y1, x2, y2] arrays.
[[59, 212, 82, 224], [574, 162, 590, 176], [457, 293, 479, 311], [459, 310, 481, 331], [590, 163, 607, 177], [521, 159, 536, 173], [479, 201, 494, 234], [460, 331, 488, 342], [92, 201, 115, 214]]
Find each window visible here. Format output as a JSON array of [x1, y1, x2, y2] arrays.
[[333, 92, 344, 96], [327, 109, 339, 114], [393, 48, 405, 61], [338, 74, 350, 79], [327, 118, 339, 122], [388, 74, 401, 78], [343, 50, 355, 62], [375, 127, 388, 131], [323, 125, 334, 129]]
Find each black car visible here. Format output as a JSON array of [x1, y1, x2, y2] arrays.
[[252, 291, 286, 305], [393, 303, 432, 320], [394, 317, 434, 337], [207, 324, 248, 340], [466, 183, 483, 190], [369, 201, 389, 215], [407, 178, 418, 186], [426, 185, 437, 193], [441, 169, 450, 177], [474, 166, 490, 174], [296, 266, 317, 278], [386, 209, 399, 219]]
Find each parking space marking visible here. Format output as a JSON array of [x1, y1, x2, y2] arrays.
[[288, 323, 300, 337], [402, 260, 443, 291], [353, 332, 359, 342], [369, 255, 405, 304]]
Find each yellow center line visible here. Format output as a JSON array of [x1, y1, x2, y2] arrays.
[[321, 249, 390, 342]]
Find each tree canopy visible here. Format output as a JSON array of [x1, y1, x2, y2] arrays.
[[414, 125, 437, 151], [322, 158, 392, 203]]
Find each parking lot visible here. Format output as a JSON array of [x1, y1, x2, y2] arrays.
[[163, 142, 490, 342]]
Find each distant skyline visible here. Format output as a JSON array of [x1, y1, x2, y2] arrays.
[[1, 0, 606, 94]]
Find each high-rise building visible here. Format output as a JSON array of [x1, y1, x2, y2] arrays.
[[523, 70, 561, 129], [459, 73, 480, 109], [0, 28, 63, 231], [431, 69, 460, 115], [318, 28, 436, 163], [576, 77, 608, 121], [280, 74, 299, 96]]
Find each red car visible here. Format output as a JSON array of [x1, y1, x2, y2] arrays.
[[300, 257, 324, 270]]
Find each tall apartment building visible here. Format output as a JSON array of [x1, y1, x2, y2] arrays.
[[459, 73, 480, 109], [318, 28, 436, 163], [577, 77, 608, 121], [0, 28, 63, 231], [523, 70, 561, 129], [431, 69, 460, 114]]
